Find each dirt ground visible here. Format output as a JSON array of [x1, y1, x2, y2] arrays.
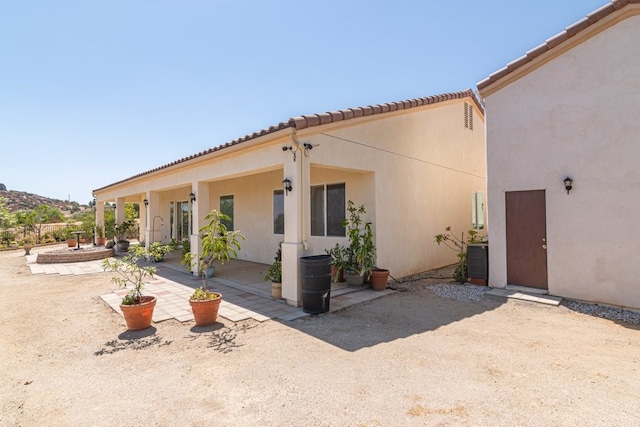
[[1, 247, 639, 426]]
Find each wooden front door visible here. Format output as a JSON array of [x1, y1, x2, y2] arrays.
[[506, 190, 548, 289]]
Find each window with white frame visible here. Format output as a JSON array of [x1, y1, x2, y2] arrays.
[[273, 190, 284, 234], [220, 195, 234, 230], [311, 183, 346, 237], [472, 191, 485, 230]]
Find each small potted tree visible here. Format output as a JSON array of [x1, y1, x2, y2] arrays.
[[187, 210, 245, 326], [102, 245, 157, 331], [343, 201, 375, 287], [264, 243, 282, 299], [113, 219, 135, 252]]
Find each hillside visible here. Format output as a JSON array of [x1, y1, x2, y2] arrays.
[[0, 188, 87, 214]]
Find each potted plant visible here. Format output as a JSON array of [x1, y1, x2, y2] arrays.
[[102, 245, 157, 331], [343, 201, 375, 287], [113, 219, 135, 252], [147, 241, 174, 262], [369, 267, 390, 291], [264, 243, 282, 299], [96, 224, 107, 246], [325, 243, 348, 282], [66, 227, 78, 248], [22, 236, 35, 255], [186, 209, 245, 327]]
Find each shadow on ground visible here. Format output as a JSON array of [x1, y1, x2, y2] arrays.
[[281, 284, 505, 352]]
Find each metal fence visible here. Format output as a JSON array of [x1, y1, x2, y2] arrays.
[[0, 224, 73, 245], [1, 223, 141, 246]]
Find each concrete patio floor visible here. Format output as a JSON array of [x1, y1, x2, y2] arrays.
[[26, 245, 395, 324]]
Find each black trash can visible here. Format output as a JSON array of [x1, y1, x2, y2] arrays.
[[299, 254, 331, 314]]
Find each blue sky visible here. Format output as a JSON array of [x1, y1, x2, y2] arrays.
[[0, 0, 607, 203]]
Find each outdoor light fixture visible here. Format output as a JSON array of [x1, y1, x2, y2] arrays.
[[189, 192, 196, 203], [282, 178, 292, 195], [143, 198, 149, 207], [563, 177, 573, 194]]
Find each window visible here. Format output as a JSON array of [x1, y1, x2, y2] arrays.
[[464, 102, 474, 130], [273, 190, 284, 234], [311, 183, 346, 237], [220, 195, 234, 230], [472, 192, 485, 230]]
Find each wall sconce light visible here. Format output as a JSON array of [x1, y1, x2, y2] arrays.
[[282, 145, 296, 161], [143, 198, 149, 207], [189, 192, 196, 203], [282, 178, 292, 195], [563, 177, 573, 194]]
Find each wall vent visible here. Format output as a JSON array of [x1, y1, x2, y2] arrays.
[[464, 102, 474, 130]]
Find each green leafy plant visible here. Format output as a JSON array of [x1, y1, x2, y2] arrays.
[[325, 243, 349, 282], [343, 201, 375, 277], [190, 287, 221, 301], [147, 241, 174, 262], [264, 243, 282, 283], [102, 245, 157, 305], [184, 209, 245, 298], [112, 219, 135, 243], [434, 227, 486, 283]]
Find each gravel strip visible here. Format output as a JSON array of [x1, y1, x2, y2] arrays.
[[424, 282, 640, 325], [428, 283, 489, 302], [564, 300, 640, 324]]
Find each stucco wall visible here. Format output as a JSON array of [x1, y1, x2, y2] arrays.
[[484, 15, 640, 309], [95, 96, 487, 290], [299, 100, 487, 277]]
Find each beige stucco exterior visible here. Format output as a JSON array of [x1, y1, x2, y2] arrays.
[[94, 92, 486, 307], [479, 5, 640, 309]]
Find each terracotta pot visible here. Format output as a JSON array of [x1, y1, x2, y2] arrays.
[[23, 244, 33, 255], [67, 238, 77, 248], [370, 268, 390, 291], [120, 296, 156, 331], [96, 237, 107, 246], [271, 282, 282, 299], [190, 294, 222, 327], [331, 265, 344, 282]]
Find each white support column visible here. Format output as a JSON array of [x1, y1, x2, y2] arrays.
[[115, 197, 126, 225], [281, 133, 309, 306], [95, 201, 105, 239], [190, 182, 210, 276]]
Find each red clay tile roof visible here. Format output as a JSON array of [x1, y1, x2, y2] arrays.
[[93, 89, 482, 193], [289, 89, 482, 130], [478, 0, 640, 92]]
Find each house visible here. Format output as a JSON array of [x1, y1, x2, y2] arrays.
[[477, 0, 640, 309], [93, 89, 486, 307]]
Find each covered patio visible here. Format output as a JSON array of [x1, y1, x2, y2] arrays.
[[26, 244, 394, 324]]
